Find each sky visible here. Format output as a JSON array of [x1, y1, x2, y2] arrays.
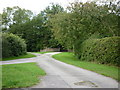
[[0, 0, 89, 14]]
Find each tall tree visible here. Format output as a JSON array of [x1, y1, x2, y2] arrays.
[[50, 1, 119, 51], [41, 3, 64, 17], [41, 3, 65, 49], [10, 14, 51, 51], [2, 6, 33, 31]]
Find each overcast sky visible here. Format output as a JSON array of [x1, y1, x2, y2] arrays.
[[0, 0, 91, 14]]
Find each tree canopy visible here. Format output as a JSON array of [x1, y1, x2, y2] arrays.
[[1, 4, 64, 51], [50, 1, 119, 51], [2, 6, 33, 31], [1, 1, 119, 53]]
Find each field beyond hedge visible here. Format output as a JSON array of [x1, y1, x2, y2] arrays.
[[52, 52, 120, 81]]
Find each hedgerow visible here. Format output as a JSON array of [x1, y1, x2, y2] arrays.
[[76, 36, 120, 66]]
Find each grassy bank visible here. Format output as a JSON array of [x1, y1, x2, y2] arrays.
[[2, 53, 36, 61], [52, 52, 119, 81], [2, 63, 46, 88]]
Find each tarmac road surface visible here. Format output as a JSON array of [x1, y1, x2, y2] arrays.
[[1, 52, 118, 88], [31, 52, 118, 88]]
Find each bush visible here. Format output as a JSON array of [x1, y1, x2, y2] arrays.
[[76, 36, 120, 66], [2, 33, 27, 58]]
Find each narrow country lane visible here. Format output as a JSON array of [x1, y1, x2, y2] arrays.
[[1, 52, 118, 88], [31, 52, 118, 88]]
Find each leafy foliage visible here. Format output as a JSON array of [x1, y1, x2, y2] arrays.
[[50, 2, 119, 50], [2, 33, 27, 58], [50, 1, 119, 66], [79, 36, 120, 66], [1, 1, 119, 67], [9, 14, 50, 51], [41, 3, 65, 49], [2, 6, 33, 30], [2, 4, 64, 52]]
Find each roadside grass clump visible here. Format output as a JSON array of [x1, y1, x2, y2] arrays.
[[2, 53, 36, 61], [2, 33, 27, 58], [2, 63, 46, 88], [52, 52, 120, 81]]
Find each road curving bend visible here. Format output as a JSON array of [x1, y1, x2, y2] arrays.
[[1, 52, 118, 88], [31, 52, 118, 88]]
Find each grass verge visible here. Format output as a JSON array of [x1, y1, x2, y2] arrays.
[[2, 63, 46, 88], [33, 51, 53, 54], [2, 53, 36, 61], [52, 52, 119, 81]]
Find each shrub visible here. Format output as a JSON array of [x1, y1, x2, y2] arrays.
[[2, 33, 27, 58], [76, 36, 120, 66]]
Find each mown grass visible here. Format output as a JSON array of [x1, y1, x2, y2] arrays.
[[33, 51, 53, 54], [52, 52, 119, 81], [2, 53, 36, 61], [2, 63, 46, 88]]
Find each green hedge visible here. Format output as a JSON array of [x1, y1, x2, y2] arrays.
[[2, 33, 27, 58], [76, 36, 120, 66]]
